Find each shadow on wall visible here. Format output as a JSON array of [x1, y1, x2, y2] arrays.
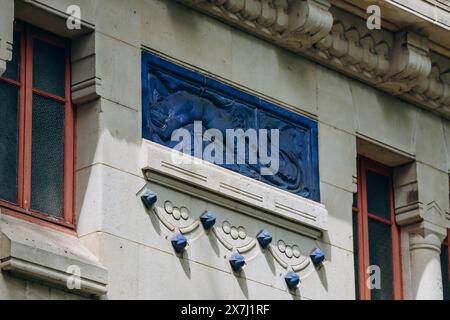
[[75, 93, 144, 235]]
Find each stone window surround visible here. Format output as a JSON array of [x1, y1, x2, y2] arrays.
[[0, 21, 77, 229], [0, 0, 100, 105], [0, 1, 107, 298], [354, 156, 403, 300], [358, 137, 450, 299]]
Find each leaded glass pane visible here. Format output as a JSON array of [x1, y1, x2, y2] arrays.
[[368, 218, 394, 300], [0, 82, 19, 203], [33, 39, 65, 97], [366, 170, 391, 220], [30, 94, 65, 217], [441, 243, 449, 301]]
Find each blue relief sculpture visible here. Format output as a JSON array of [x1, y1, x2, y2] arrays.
[[142, 52, 320, 202]]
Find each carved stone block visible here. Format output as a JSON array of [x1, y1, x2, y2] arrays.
[[71, 32, 101, 104], [380, 31, 432, 94], [283, 0, 332, 49], [393, 161, 449, 231], [177, 0, 450, 117]]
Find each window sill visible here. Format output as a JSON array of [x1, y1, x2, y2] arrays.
[[0, 202, 76, 232], [0, 214, 108, 298], [142, 141, 328, 239]]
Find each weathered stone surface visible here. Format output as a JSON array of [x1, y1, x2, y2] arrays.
[[177, 0, 450, 118], [0, 215, 108, 298], [1, 0, 449, 301]]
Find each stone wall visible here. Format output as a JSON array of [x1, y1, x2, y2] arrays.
[[0, 0, 449, 300]]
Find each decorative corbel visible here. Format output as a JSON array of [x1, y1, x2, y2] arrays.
[[380, 30, 431, 94], [257, 0, 277, 27], [271, 0, 289, 34], [179, 0, 207, 5], [282, 0, 333, 49], [393, 161, 449, 230], [71, 32, 102, 105], [394, 161, 449, 299], [0, 0, 14, 76]]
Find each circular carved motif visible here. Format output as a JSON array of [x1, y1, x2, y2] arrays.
[[230, 227, 239, 240], [222, 222, 247, 241], [164, 201, 190, 221], [238, 227, 246, 240], [172, 207, 181, 220], [277, 241, 302, 259], [180, 207, 189, 220], [278, 240, 286, 253], [292, 245, 301, 258], [222, 221, 231, 234], [164, 201, 174, 214], [285, 246, 293, 258]]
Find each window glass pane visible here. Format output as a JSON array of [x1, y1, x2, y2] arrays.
[[2, 32, 21, 81], [366, 170, 391, 220], [352, 212, 360, 299], [33, 39, 65, 97], [368, 218, 393, 300], [0, 82, 19, 203], [31, 94, 65, 217], [441, 243, 449, 300]]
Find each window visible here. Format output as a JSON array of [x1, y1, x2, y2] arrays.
[[442, 231, 449, 300], [0, 22, 75, 229], [353, 157, 402, 300]]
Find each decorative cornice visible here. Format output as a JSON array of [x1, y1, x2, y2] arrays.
[[379, 31, 431, 94], [176, 0, 450, 119]]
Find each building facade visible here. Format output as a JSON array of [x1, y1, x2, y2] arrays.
[[0, 0, 449, 300]]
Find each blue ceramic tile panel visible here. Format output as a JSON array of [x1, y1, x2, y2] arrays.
[[142, 52, 320, 202]]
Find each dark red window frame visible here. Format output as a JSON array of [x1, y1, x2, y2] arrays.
[[0, 22, 75, 232], [354, 156, 403, 300]]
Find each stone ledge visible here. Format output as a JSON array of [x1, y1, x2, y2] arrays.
[[0, 214, 108, 298], [142, 141, 328, 239]]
